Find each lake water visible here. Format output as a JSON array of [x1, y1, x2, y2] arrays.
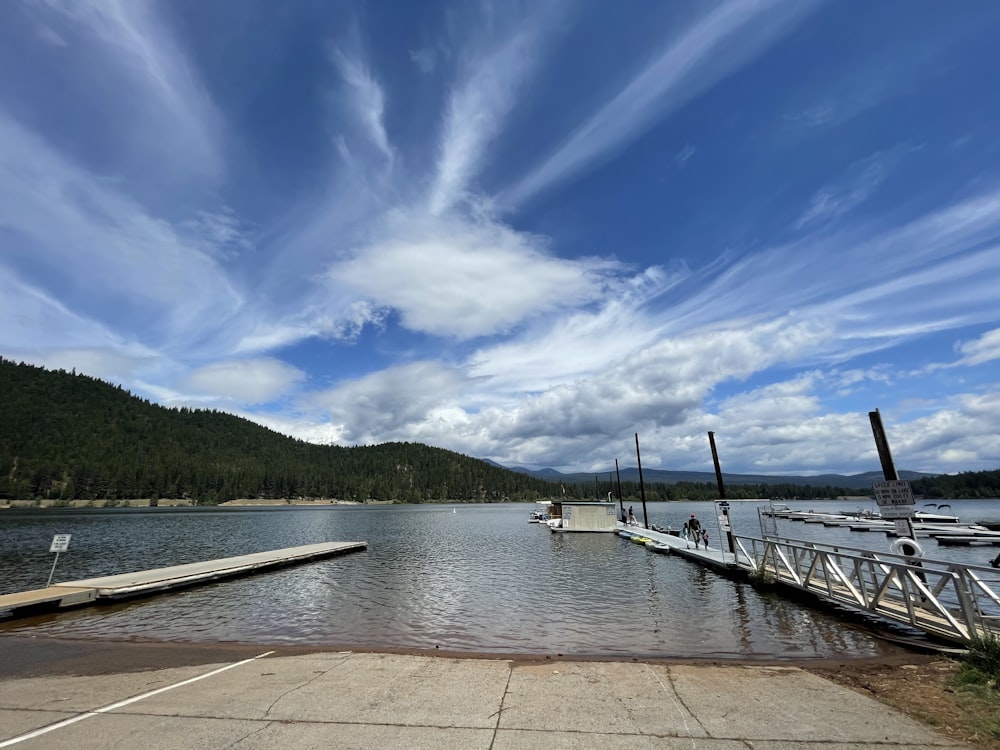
[[2, 498, 999, 659]]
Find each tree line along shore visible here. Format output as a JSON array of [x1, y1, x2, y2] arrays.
[[2, 358, 998, 505]]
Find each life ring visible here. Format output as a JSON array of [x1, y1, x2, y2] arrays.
[[890, 537, 924, 558]]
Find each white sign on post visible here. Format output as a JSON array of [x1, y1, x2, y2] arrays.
[[872, 480, 914, 519], [46, 534, 72, 586], [50, 534, 72, 553]]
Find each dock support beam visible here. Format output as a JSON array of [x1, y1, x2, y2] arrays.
[[708, 431, 736, 555], [869, 409, 916, 541], [635, 433, 649, 530]]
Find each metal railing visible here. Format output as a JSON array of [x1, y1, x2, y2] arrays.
[[733, 534, 1000, 646]]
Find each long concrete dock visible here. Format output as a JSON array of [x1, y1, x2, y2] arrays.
[[0, 542, 367, 618]]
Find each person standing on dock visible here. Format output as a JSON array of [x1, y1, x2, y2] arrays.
[[627, 506, 637, 525], [688, 514, 702, 548]]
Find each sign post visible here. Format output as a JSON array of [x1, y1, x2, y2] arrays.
[[869, 410, 916, 542], [46, 534, 72, 587]]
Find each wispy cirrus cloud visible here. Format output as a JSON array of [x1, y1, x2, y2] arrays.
[[34, 22, 67, 47], [181, 207, 254, 261], [232, 300, 387, 356], [466, 266, 676, 393], [955, 328, 1000, 366], [428, 9, 555, 215], [673, 144, 696, 168], [31, 0, 224, 184], [662, 187, 1000, 343], [331, 48, 394, 163], [796, 153, 889, 230], [0, 1, 243, 394], [272, 5, 621, 347], [0, 271, 162, 386], [776, 11, 989, 145], [0, 272, 133, 353], [410, 45, 441, 75], [503, 0, 819, 207], [0, 113, 242, 348]]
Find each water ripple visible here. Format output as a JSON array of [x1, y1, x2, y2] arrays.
[[3, 501, 984, 658]]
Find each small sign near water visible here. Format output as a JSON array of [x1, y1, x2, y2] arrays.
[[46, 534, 72, 586], [49, 534, 72, 553], [872, 480, 915, 519]]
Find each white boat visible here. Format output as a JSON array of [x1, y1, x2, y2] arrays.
[[644, 540, 672, 554], [789, 506, 961, 526], [529, 500, 552, 524], [913, 504, 960, 523]]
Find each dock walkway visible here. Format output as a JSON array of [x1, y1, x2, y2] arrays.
[[0, 542, 366, 618], [617, 522, 736, 570], [619, 520, 1000, 646]]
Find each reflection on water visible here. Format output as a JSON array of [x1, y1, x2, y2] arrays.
[[3, 500, 994, 658]]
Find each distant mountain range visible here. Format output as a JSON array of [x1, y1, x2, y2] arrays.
[[490, 463, 935, 491]]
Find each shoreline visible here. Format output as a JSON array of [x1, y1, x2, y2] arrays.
[[1, 636, 985, 750], [3, 636, 991, 749], [0, 632, 947, 678], [0, 498, 388, 509]]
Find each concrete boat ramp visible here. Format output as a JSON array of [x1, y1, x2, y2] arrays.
[[0, 647, 972, 750], [0, 542, 366, 618]]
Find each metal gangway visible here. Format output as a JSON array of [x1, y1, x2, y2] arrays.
[[731, 533, 1000, 646]]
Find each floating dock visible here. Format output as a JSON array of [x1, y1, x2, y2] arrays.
[[763, 507, 1000, 546], [617, 523, 737, 571], [936, 535, 1000, 546], [0, 541, 366, 618]]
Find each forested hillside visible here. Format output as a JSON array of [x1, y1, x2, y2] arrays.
[[0, 358, 555, 503], [910, 469, 1000, 499], [3, 358, 996, 504]]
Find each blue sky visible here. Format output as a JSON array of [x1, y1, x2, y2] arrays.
[[2, 0, 1000, 476]]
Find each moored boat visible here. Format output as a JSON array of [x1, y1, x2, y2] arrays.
[[913, 510, 960, 524], [644, 540, 672, 554], [529, 500, 552, 523]]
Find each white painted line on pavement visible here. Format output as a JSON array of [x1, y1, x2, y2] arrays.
[[0, 650, 275, 748]]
